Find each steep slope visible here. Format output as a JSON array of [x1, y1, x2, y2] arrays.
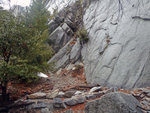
[[82, 0, 150, 88]]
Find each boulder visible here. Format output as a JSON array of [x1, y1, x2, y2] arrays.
[[63, 109, 73, 113], [53, 98, 66, 108], [28, 102, 48, 109], [142, 89, 150, 97], [48, 20, 59, 34], [48, 25, 73, 52], [27, 92, 46, 99], [53, 16, 64, 25], [92, 92, 104, 98], [41, 108, 51, 113], [48, 39, 74, 69], [74, 96, 86, 104], [62, 23, 73, 36], [48, 15, 64, 34], [48, 38, 81, 69], [64, 96, 86, 106], [64, 90, 76, 98], [46, 89, 59, 99], [85, 94, 97, 100], [65, 18, 76, 32], [64, 98, 77, 106], [56, 92, 65, 98], [85, 92, 143, 113], [56, 68, 62, 75]]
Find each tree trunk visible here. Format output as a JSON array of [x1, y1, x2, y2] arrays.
[[1, 82, 9, 102]]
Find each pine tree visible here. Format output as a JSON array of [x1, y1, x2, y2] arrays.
[[0, 9, 35, 101], [0, 3, 53, 101], [26, 0, 50, 33]]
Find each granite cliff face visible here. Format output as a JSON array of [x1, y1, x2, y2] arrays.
[[2, 1, 150, 112], [48, 0, 150, 89], [82, 0, 150, 88]]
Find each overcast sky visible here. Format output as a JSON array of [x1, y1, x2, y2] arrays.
[[10, 0, 31, 7], [0, 0, 31, 9], [1, 0, 75, 13]]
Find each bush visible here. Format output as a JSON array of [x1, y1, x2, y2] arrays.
[[76, 28, 88, 44]]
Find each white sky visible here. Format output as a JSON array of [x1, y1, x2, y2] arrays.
[[1, 0, 75, 13], [10, 0, 31, 7], [0, 0, 31, 9]]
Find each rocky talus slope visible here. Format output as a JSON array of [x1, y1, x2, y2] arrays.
[[1, 64, 150, 113]]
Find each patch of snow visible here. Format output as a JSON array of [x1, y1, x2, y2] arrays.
[[58, 91, 65, 95], [37, 72, 48, 78], [90, 87, 102, 93], [75, 91, 82, 95]]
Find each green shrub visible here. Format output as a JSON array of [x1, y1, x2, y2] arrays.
[[76, 28, 88, 44]]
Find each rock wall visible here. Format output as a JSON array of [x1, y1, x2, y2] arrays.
[[82, 0, 150, 88], [48, 1, 84, 69], [48, 0, 150, 89]]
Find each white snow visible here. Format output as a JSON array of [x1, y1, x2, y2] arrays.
[[37, 72, 48, 78]]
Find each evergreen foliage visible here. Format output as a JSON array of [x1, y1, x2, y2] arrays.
[[0, 0, 53, 101], [76, 28, 88, 44], [26, 0, 50, 33]]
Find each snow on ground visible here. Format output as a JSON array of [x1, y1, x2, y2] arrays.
[[37, 72, 48, 78]]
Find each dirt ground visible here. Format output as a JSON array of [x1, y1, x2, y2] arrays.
[[3, 64, 87, 101]]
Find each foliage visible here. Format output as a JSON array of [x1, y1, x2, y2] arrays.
[[25, 0, 50, 33], [0, 1, 53, 101], [0, 10, 38, 84], [76, 28, 88, 44], [24, 29, 54, 74]]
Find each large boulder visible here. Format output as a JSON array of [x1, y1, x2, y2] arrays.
[[27, 92, 46, 99], [82, 0, 150, 88], [48, 20, 60, 34], [48, 38, 81, 69], [48, 39, 73, 69], [48, 23, 73, 52], [85, 92, 143, 113], [48, 15, 64, 34]]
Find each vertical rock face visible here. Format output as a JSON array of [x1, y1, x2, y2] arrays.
[[48, 1, 83, 69], [82, 0, 150, 88]]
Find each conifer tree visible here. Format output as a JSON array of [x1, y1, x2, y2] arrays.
[[26, 0, 50, 33], [0, 0, 53, 102]]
